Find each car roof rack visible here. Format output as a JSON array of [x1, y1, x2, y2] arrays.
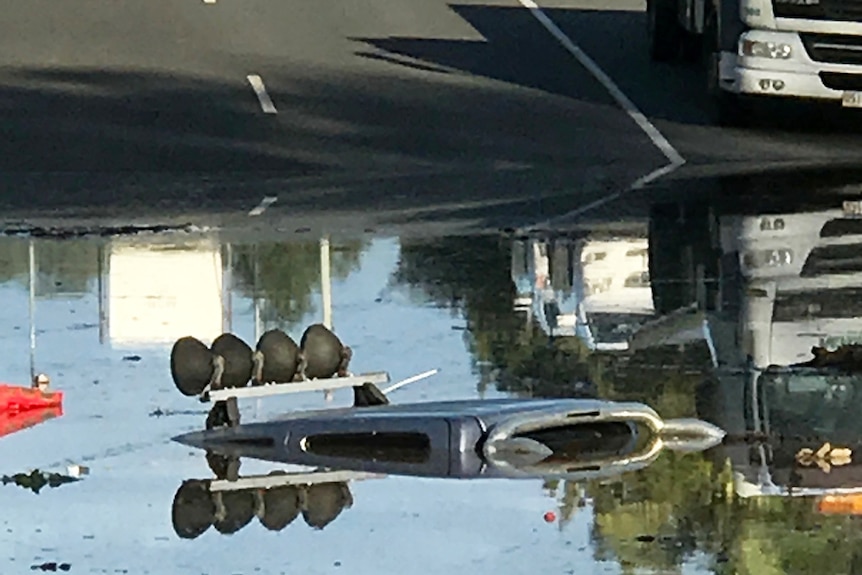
[[208, 469, 384, 492], [201, 371, 394, 403]]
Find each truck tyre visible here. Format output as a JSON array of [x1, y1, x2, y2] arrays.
[[647, 0, 682, 62], [648, 203, 689, 315], [703, 13, 748, 127], [648, 202, 718, 315], [681, 32, 702, 63]]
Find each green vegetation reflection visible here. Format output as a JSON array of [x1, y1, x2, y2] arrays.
[[0, 238, 99, 298], [394, 235, 862, 575], [0, 236, 370, 329], [232, 240, 369, 329]]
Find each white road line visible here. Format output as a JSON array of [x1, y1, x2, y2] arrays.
[[538, 163, 682, 224], [247, 74, 278, 114], [518, 0, 683, 166], [249, 196, 278, 216], [516, 0, 686, 228], [203, 0, 216, 4], [629, 161, 683, 190]]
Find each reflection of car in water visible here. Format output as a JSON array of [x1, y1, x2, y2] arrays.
[[511, 235, 654, 350], [644, 189, 862, 509]]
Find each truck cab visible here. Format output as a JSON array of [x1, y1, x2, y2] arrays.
[[648, 0, 862, 124]]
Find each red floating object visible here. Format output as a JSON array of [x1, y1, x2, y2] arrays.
[[544, 511, 556, 523], [0, 384, 63, 414]]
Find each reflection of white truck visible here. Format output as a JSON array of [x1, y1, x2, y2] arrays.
[[722, 202, 862, 366], [646, 199, 862, 368], [644, 199, 862, 499], [647, 0, 862, 124], [511, 236, 654, 350]]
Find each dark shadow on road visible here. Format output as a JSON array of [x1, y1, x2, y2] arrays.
[[4, 5, 862, 231], [1, 68, 312, 173], [353, 4, 862, 133], [0, 67, 327, 216], [648, 164, 862, 211], [0, 62, 647, 226], [353, 51, 454, 74]]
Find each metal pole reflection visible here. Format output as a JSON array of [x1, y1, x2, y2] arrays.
[[28, 240, 36, 383], [321, 236, 332, 330], [320, 236, 333, 402]]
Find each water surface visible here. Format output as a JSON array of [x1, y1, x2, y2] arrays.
[[1, 205, 861, 574]]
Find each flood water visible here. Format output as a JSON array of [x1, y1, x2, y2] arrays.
[[3, 192, 862, 574]]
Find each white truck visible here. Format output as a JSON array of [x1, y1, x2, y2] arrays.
[[647, 0, 862, 124]]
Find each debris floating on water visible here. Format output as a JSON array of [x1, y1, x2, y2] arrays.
[[30, 562, 71, 572], [149, 408, 209, 418], [2, 469, 81, 494], [0, 222, 210, 239], [66, 465, 89, 479], [795, 442, 853, 473]]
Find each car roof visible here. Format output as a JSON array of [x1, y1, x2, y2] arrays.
[[269, 397, 612, 423]]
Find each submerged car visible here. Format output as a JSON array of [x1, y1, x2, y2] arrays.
[[174, 395, 726, 482], [171, 396, 725, 539]]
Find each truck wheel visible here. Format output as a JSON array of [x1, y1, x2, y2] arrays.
[[648, 203, 688, 314], [647, 0, 682, 62], [681, 32, 702, 63], [648, 202, 718, 314], [703, 13, 748, 127]]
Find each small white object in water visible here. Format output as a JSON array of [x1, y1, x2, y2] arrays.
[[32, 373, 50, 391], [67, 465, 90, 478]]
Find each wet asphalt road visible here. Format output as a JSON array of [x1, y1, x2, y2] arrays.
[[0, 0, 657, 229], [3, 0, 862, 235]]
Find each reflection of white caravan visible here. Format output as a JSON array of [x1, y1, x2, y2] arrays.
[[102, 239, 226, 348], [511, 237, 655, 350]]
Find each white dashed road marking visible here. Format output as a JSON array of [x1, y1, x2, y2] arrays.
[[249, 196, 278, 216], [517, 0, 686, 226], [247, 74, 278, 114]]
